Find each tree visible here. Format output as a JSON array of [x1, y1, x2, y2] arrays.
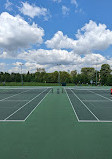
[[100, 64, 111, 85], [52, 71, 58, 83], [81, 67, 95, 83], [106, 75, 112, 86], [70, 70, 77, 77], [70, 70, 77, 83], [60, 71, 71, 83]]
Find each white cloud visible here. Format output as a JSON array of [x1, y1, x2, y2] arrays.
[[13, 62, 23, 66], [71, 0, 78, 8], [75, 20, 112, 54], [16, 48, 111, 72], [10, 61, 48, 73], [0, 48, 111, 73], [45, 20, 112, 55], [82, 53, 106, 65], [25, 62, 47, 72], [45, 31, 76, 49], [20, 2, 50, 20], [18, 49, 81, 65], [0, 15, 111, 73], [62, 6, 69, 15], [17, 49, 82, 72], [0, 12, 44, 54], [5, 0, 13, 11]]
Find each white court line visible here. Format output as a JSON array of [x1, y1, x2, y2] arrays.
[[24, 88, 51, 121], [4, 88, 48, 121], [70, 89, 100, 121], [65, 88, 79, 122], [82, 100, 109, 102], [0, 120, 25, 122], [0, 100, 29, 102], [0, 89, 30, 101], [88, 90, 112, 102]]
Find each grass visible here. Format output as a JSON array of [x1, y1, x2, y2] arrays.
[[0, 82, 59, 86], [0, 82, 105, 86]]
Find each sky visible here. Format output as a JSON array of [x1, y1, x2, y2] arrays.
[[0, 0, 112, 73]]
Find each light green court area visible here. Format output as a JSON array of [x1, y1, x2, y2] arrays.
[[0, 86, 112, 159]]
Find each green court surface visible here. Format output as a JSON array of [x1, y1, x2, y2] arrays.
[[0, 86, 112, 159]]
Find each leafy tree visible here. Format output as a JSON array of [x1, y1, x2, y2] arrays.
[[0, 64, 111, 85], [106, 75, 112, 86], [70, 70, 77, 76], [70, 70, 77, 83], [100, 64, 111, 85], [81, 67, 95, 81], [52, 71, 58, 83], [60, 71, 71, 83]]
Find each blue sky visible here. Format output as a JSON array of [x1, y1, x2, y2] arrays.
[[0, 0, 112, 73]]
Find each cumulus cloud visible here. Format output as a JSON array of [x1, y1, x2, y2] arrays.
[[0, 12, 44, 54], [45, 20, 112, 55], [11, 61, 44, 73], [17, 49, 81, 72], [9, 61, 49, 73], [17, 49, 82, 66], [45, 31, 76, 49], [19, 2, 50, 20], [62, 6, 69, 15], [82, 53, 106, 65], [16, 48, 111, 72], [0, 17, 111, 73], [0, 48, 111, 73], [75, 20, 112, 54]]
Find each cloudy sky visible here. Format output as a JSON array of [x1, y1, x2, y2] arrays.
[[0, 0, 112, 73]]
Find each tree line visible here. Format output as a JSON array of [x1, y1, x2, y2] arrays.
[[0, 64, 112, 85]]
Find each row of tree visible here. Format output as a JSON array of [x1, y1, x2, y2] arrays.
[[0, 64, 112, 85]]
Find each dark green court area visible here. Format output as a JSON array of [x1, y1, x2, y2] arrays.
[[0, 86, 112, 159], [66, 87, 112, 122]]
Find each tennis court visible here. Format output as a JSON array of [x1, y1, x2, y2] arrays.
[[0, 87, 52, 121], [65, 87, 112, 122], [0, 86, 112, 122], [0, 86, 112, 159]]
